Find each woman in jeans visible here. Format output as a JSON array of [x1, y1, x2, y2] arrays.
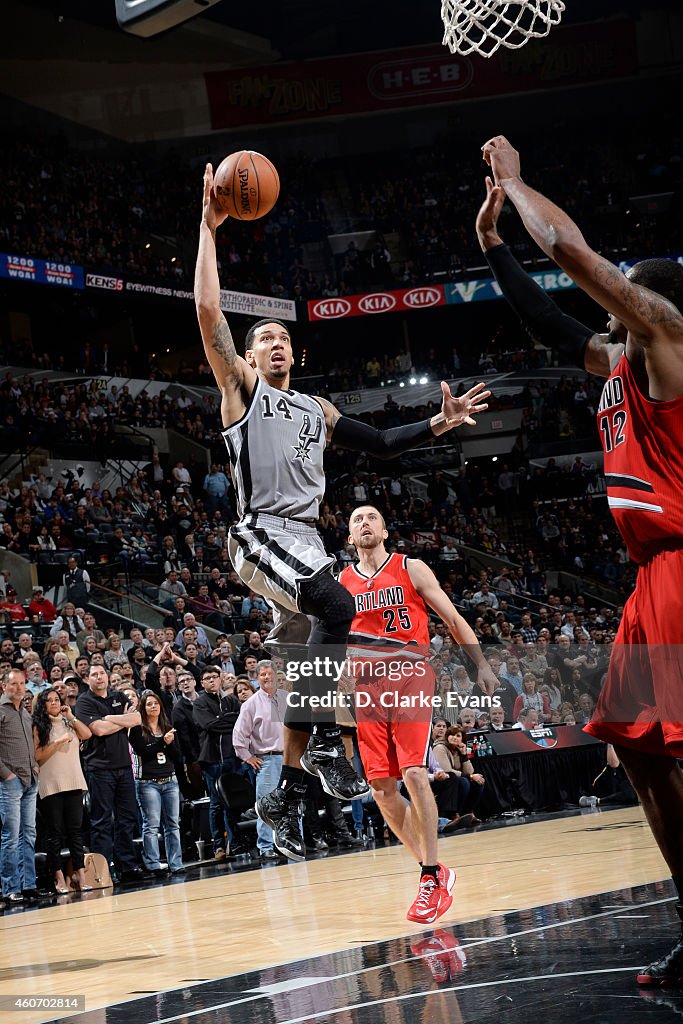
[[33, 688, 92, 894], [128, 691, 184, 876]]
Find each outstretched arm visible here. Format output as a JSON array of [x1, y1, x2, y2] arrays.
[[481, 136, 683, 347], [316, 381, 490, 457], [408, 559, 499, 696], [194, 164, 256, 426], [476, 177, 622, 378]]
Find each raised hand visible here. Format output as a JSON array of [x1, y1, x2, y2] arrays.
[[476, 176, 506, 251], [202, 163, 230, 233], [476, 662, 500, 698], [438, 380, 491, 429], [481, 136, 521, 186]]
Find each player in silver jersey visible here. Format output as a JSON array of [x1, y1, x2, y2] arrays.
[[195, 164, 491, 860]]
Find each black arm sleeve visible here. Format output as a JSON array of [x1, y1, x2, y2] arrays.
[[485, 243, 594, 369], [331, 415, 435, 460]]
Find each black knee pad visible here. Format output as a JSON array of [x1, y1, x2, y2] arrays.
[[299, 571, 356, 645]]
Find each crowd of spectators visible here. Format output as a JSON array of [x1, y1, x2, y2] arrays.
[[0, 366, 630, 596], [2, 110, 679, 305], [0, 139, 330, 303]]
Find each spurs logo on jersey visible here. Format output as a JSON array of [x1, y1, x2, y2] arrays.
[[222, 378, 326, 520], [292, 414, 323, 463]]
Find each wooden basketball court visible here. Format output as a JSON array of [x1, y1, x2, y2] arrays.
[[0, 805, 673, 1024]]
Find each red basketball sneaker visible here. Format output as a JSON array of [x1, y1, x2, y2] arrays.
[[410, 929, 466, 983], [407, 875, 443, 924], [437, 862, 456, 915]]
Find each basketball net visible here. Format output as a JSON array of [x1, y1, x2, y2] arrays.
[[441, 0, 565, 58]]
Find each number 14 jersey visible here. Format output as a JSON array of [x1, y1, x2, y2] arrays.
[[222, 378, 326, 521]]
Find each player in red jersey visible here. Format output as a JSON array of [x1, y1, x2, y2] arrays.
[[341, 505, 498, 925], [477, 136, 683, 986]]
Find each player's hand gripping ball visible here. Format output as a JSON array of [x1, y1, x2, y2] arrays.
[[213, 150, 280, 221]]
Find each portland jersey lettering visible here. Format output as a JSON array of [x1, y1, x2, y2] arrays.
[[598, 353, 683, 562], [340, 553, 430, 649]]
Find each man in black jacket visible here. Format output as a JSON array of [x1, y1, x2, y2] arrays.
[[192, 665, 240, 860], [172, 673, 204, 799]]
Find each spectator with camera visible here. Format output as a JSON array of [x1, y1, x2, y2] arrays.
[[32, 688, 92, 894], [146, 643, 189, 718], [210, 639, 237, 675]]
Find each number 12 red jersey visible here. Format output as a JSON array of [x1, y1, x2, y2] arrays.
[[598, 353, 683, 563]]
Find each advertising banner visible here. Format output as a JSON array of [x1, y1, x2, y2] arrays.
[[206, 20, 637, 130], [85, 274, 297, 321], [489, 724, 601, 756], [445, 268, 579, 306], [0, 253, 84, 289], [308, 284, 445, 321]]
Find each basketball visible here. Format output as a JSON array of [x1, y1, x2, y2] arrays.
[[213, 150, 280, 221]]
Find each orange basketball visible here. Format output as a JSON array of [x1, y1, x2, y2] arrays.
[[213, 150, 280, 221]]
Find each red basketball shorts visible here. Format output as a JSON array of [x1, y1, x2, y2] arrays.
[[351, 653, 434, 781], [585, 545, 683, 757], [357, 718, 432, 781]]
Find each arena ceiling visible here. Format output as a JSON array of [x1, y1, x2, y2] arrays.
[[0, 0, 679, 141], [5, 0, 679, 65]]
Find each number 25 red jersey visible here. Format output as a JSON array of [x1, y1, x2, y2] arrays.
[[339, 553, 430, 649], [598, 353, 683, 563]]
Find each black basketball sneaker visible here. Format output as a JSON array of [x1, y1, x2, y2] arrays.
[[638, 906, 683, 986], [255, 789, 306, 862], [300, 735, 370, 801]]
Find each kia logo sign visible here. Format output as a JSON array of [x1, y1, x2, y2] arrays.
[[358, 293, 396, 314], [404, 287, 441, 308], [311, 298, 352, 319]]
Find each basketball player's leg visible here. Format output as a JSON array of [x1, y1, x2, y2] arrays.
[[401, 767, 439, 866], [401, 766, 455, 923], [231, 519, 368, 803], [297, 570, 370, 801], [614, 746, 683, 877], [613, 743, 683, 985], [586, 554, 683, 984], [370, 777, 422, 861], [396, 716, 456, 922], [359, 718, 454, 922]]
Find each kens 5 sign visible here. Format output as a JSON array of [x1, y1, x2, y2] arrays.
[[308, 286, 445, 321]]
